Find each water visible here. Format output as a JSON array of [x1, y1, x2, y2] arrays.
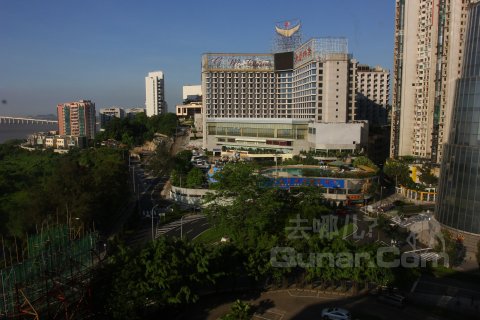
[[0, 123, 58, 143]]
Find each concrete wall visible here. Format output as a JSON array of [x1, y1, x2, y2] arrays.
[[323, 58, 349, 123], [194, 113, 203, 132], [183, 85, 202, 100], [170, 185, 210, 206], [307, 122, 368, 150], [397, 0, 419, 156]]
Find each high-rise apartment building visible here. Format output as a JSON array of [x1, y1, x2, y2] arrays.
[[391, 0, 473, 163], [145, 71, 166, 117], [436, 1, 480, 252], [57, 100, 96, 139], [356, 65, 390, 126]]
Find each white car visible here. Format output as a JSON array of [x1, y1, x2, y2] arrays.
[[321, 307, 351, 320]]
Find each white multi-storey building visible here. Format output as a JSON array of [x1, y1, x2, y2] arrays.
[[145, 71, 166, 117], [391, 0, 474, 162], [176, 85, 203, 118], [292, 38, 357, 122], [202, 38, 367, 155]]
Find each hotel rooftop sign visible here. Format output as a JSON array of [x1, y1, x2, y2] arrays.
[[203, 54, 274, 72], [294, 38, 349, 67]]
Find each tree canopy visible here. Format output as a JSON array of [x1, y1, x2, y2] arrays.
[[92, 161, 420, 318], [353, 156, 379, 172], [96, 112, 178, 146], [0, 145, 129, 239], [383, 158, 412, 187]]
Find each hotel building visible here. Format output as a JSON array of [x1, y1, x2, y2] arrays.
[[202, 37, 368, 155]]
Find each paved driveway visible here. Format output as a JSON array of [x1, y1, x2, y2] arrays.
[[180, 289, 455, 320]]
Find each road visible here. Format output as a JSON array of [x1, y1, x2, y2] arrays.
[[158, 215, 210, 240], [105, 157, 162, 238], [130, 158, 165, 215], [120, 158, 168, 246], [181, 289, 454, 320], [128, 157, 211, 243]]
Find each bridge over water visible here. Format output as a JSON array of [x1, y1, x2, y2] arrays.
[[0, 116, 58, 125]]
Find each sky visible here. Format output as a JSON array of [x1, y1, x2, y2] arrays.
[[0, 0, 395, 116]]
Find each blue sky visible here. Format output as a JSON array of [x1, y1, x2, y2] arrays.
[[0, 0, 394, 116]]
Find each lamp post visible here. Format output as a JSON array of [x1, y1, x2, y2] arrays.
[[380, 186, 385, 206], [180, 214, 188, 239], [132, 166, 136, 192], [274, 151, 278, 177], [151, 204, 159, 241], [377, 186, 386, 243]]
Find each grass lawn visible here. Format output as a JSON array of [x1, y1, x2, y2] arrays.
[[193, 226, 227, 244], [194, 222, 355, 244]]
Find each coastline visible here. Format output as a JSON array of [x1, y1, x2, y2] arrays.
[[0, 123, 58, 143]]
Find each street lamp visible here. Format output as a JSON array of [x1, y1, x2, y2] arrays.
[[151, 204, 159, 241], [180, 214, 189, 239], [132, 166, 136, 192], [274, 151, 278, 177]]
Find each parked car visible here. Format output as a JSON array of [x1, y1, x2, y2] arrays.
[[321, 307, 351, 320]]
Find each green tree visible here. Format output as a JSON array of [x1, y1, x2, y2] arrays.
[[418, 165, 438, 186], [173, 150, 193, 175], [148, 113, 178, 136], [186, 167, 206, 188], [383, 158, 411, 186], [97, 112, 178, 146], [435, 230, 466, 267], [353, 156, 379, 172], [0, 146, 129, 239], [121, 132, 134, 147], [103, 237, 219, 319], [220, 300, 253, 320], [147, 141, 173, 177]]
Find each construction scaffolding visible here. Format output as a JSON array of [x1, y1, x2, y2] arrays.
[[0, 226, 98, 319]]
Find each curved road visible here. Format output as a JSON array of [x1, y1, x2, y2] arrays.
[[156, 215, 210, 241]]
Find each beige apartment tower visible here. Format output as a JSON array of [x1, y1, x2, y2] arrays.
[[391, 0, 473, 163], [356, 65, 390, 126]]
